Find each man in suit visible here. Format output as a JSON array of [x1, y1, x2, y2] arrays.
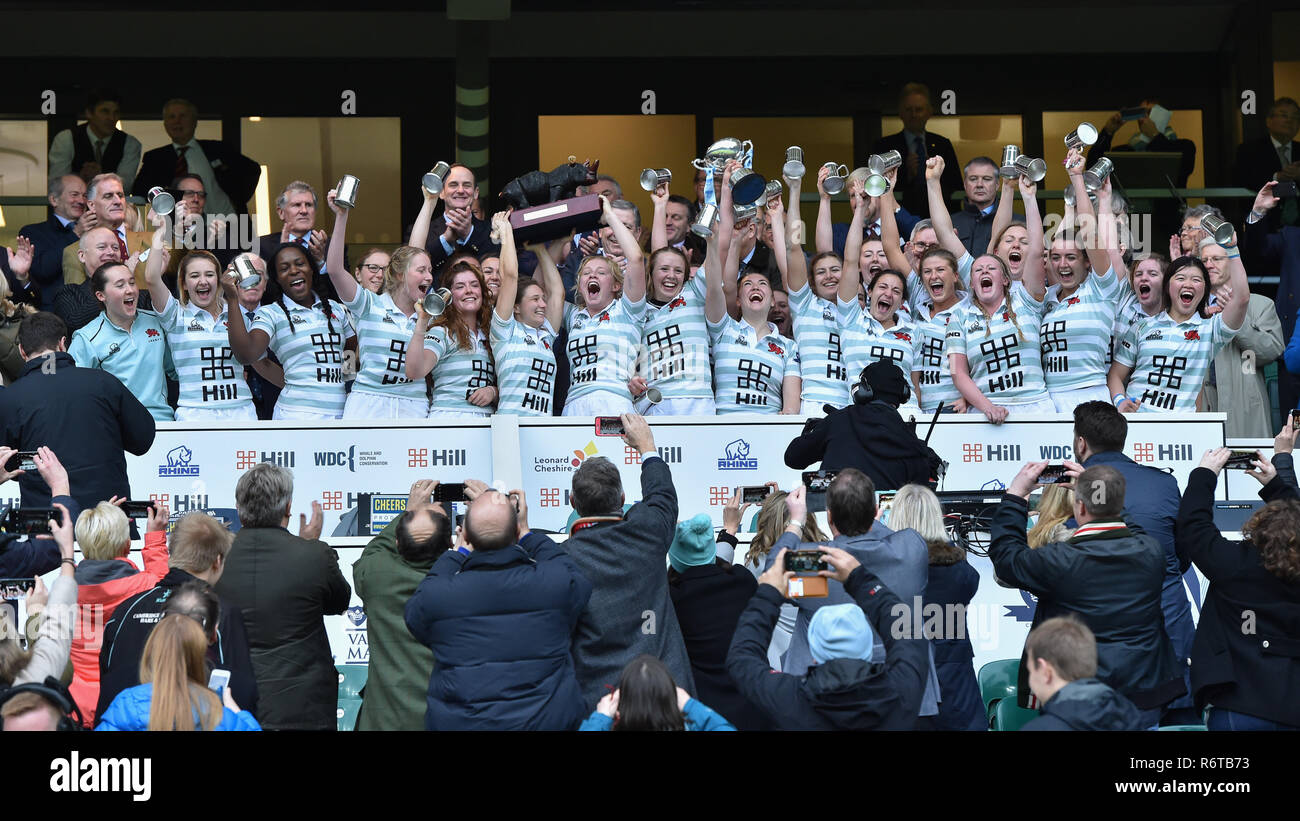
[[47, 89, 142, 192], [61, 174, 149, 290], [420, 164, 494, 277], [559, 414, 695, 710], [951, 156, 1023, 256], [132, 99, 261, 217], [255, 180, 338, 303], [9, 175, 90, 310], [1088, 101, 1197, 240], [760, 471, 941, 723], [1246, 181, 1300, 414], [1235, 97, 1300, 229], [873, 82, 961, 220], [213, 463, 348, 731]]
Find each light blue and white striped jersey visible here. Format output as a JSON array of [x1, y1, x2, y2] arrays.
[[707, 315, 800, 414], [1114, 310, 1240, 412], [69, 310, 174, 421], [906, 252, 973, 316], [563, 296, 646, 403], [158, 296, 255, 412], [911, 296, 969, 413], [423, 326, 496, 414], [490, 313, 557, 416], [1040, 267, 1123, 391], [946, 283, 1049, 404], [250, 293, 355, 417], [343, 288, 426, 401], [789, 282, 851, 409], [639, 272, 713, 400], [835, 298, 918, 383], [1111, 286, 1151, 365]]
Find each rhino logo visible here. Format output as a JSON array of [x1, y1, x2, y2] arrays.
[[725, 440, 750, 460], [345, 605, 366, 627], [167, 446, 192, 467], [719, 439, 757, 470]]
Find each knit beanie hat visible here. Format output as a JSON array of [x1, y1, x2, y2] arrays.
[[668, 514, 716, 573], [808, 603, 876, 664]]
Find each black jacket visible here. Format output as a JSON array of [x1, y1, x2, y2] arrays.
[[15, 214, 79, 309], [951, 201, 1022, 258], [926, 556, 986, 731], [213, 526, 351, 730], [1174, 462, 1300, 727], [132, 140, 262, 214], [1021, 678, 1146, 731], [420, 215, 498, 276], [726, 566, 927, 730], [784, 400, 941, 490], [0, 352, 155, 513], [991, 495, 1183, 710], [0, 494, 80, 579], [872, 131, 961, 220], [95, 567, 259, 723], [668, 559, 767, 731]]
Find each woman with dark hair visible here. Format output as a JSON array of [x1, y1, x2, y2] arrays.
[[97, 612, 260, 731], [223, 242, 355, 419], [490, 213, 565, 416], [1176, 433, 1300, 730], [888, 484, 985, 731], [1114, 254, 1167, 349], [579, 654, 734, 731], [1109, 229, 1249, 413], [405, 256, 497, 417]]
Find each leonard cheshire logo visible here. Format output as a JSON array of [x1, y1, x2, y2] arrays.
[[533, 441, 599, 474]]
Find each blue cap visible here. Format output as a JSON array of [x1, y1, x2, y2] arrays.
[[808, 604, 875, 664], [668, 514, 716, 573]]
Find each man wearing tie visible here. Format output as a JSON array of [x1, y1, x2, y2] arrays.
[[60, 174, 150, 294], [47, 89, 142, 192], [7, 175, 91, 309], [872, 83, 961, 221], [132, 99, 261, 217], [1235, 97, 1300, 229], [255, 181, 339, 303]]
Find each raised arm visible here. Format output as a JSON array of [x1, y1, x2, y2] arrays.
[[143, 212, 173, 313], [877, 183, 912, 275], [324, 188, 358, 305], [926, 156, 967, 260], [766, 194, 789, 284], [1018, 176, 1046, 301], [219, 269, 271, 364], [405, 307, 439, 380], [408, 185, 438, 251], [532, 237, 568, 331], [1066, 147, 1110, 280], [601, 195, 644, 303], [1093, 177, 1127, 281], [1220, 228, 1250, 332], [838, 193, 868, 305], [986, 177, 1017, 255], [785, 175, 810, 293], [493, 211, 518, 322], [718, 162, 741, 320], [649, 182, 669, 252], [814, 164, 834, 255], [704, 227, 727, 325]]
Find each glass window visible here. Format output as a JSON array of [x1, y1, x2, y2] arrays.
[[0, 120, 49, 245], [715, 116, 854, 221], [118, 118, 222, 155], [1041, 110, 1204, 193]]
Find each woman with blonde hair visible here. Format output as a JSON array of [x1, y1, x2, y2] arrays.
[[68, 500, 170, 727], [97, 609, 259, 731], [1028, 485, 1077, 547], [742, 490, 828, 670], [888, 484, 985, 730]]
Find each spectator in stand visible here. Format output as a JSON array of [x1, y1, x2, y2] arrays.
[[406, 485, 591, 730], [61, 175, 149, 293], [0, 448, 78, 585], [96, 512, 257, 723], [950, 157, 1019, 258], [1020, 616, 1145, 731], [97, 608, 260, 732], [0, 267, 36, 383], [53, 227, 129, 334], [411, 164, 495, 278], [889, 484, 985, 731], [9, 175, 89, 310], [155, 175, 241, 278], [0, 500, 77, 691], [1175, 436, 1300, 730], [0, 687, 75, 731], [991, 461, 1183, 725], [254, 182, 338, 303], [48, 89, 141, 191], [0, 312, 155, 514], [352, 479, 451, 731], [727, 545, 928, 730], [760, 475, 940, 721], [665, 512, 765, 730], [873, 82, 961, 220], [580, 655, 734, 731], [132, 99, 261, 217], [1248, 181, 1300, 415], [67, 499, 170, 727], [561, 414, 695, 709], [1088, 100, 1197, 240], [769, 285, 792, 337], [214, 463, 347, 731], [1235, 97, 1300, 229]]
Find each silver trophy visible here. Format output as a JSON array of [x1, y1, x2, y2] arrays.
[[1013, 155, 1048, 182], [639, 167, 672, 192], [822, 162, 850, 195], [763, 179, 784, 203], [733, 201, 760, 224], [728, 166, 767, 205], [1064, 122, 1099, 151], [999, 145, 1021, 178], [421, 286, 452, 317], [783, 146, 806, 178], [422, 161, 452, 195], [868, 150, 902, 176], [690, 202, 719, 238], [335, 174, 360, 209], [1082, 157, 1114, 192], [147, 186, 175, 217], [1198, 214, 1235, 245], [692, 137, 754, 171], [233, 255, 262, 289], [863, 174, 890, 197]]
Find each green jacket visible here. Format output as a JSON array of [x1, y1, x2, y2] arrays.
[[352, 514, 438, 730]]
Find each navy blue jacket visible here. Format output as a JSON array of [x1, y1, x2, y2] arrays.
[[1021, 678, 1145, 731], [925, 555, 986, 731], [15, 215, 79, 309], [404, 531, 592, 731], [0, 494, 80, 579]]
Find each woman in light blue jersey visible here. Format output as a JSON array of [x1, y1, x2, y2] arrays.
[[491, 212, 566, 416], [405, 258, 497, 418]]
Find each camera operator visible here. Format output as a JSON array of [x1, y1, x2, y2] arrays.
[[0, 446, 80, 579], [784, 361, 942, 490]]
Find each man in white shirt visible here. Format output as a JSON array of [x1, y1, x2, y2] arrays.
[[47, 89, 141, 192], [131, 99, 261, 216]]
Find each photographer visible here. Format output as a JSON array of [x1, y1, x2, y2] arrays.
[[0, 502, 77, 691], [0, 447, 79, 579], [784, 361, 942, 490]]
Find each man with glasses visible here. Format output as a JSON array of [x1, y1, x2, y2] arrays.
[[133, 98, 261, 217], [1236, 97, 1300, 229]]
